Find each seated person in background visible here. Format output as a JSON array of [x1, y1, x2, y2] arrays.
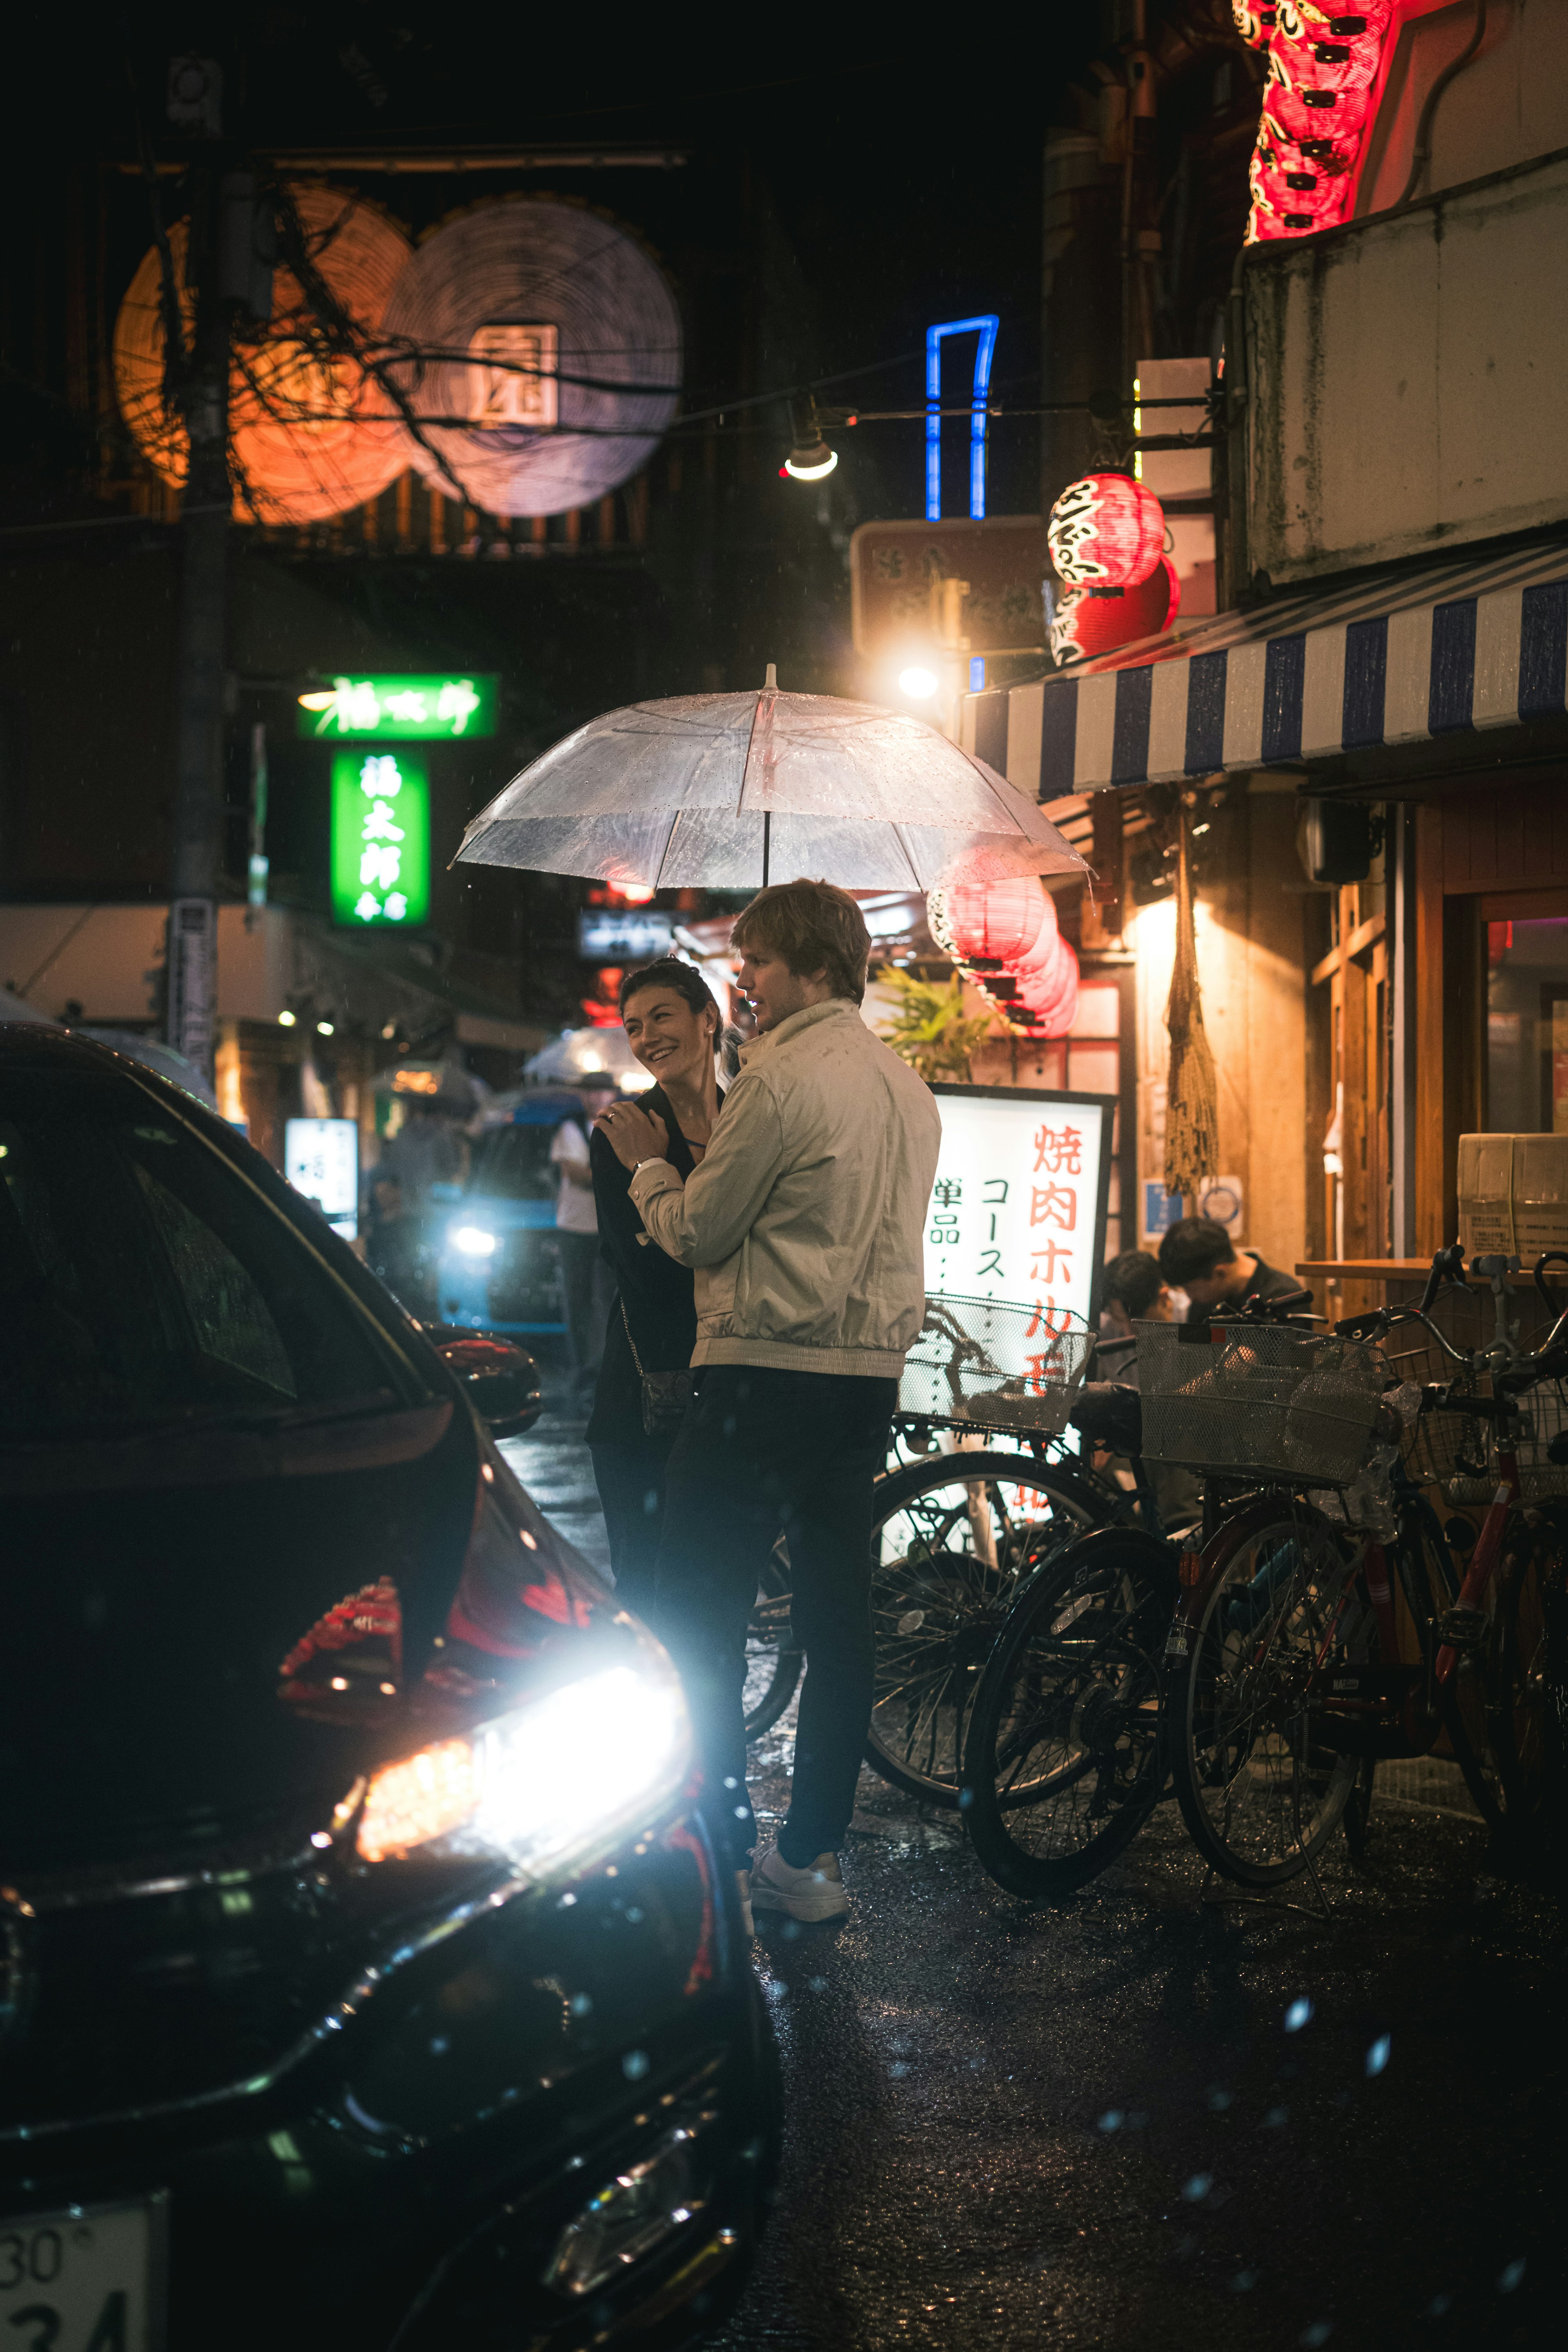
[[1157, 1216, 1307, 1335], [1096, 1249, 1175, 1382]]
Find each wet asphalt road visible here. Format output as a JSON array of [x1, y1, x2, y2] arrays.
[[505, 1387, 1567, 2352]]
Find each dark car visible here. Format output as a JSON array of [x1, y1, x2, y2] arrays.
[[434, 1094, 587, 1340], [0, 1026, 776, 2352]]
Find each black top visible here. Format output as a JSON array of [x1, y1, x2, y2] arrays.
[[1182, 1255, 1308, 1338], [583, 1085, 721, 1447]]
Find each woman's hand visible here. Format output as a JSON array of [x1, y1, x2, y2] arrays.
[[595, 1099, 670, 1170]]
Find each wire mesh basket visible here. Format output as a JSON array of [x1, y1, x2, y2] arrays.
[[1136, 1319, 1388, 1487], [898, 1294, 1093, 1436]]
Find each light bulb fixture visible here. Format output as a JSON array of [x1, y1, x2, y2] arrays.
[[898, 666, 940, 700], [277, 1009, 297, 1027], [782, 395, 837, 482]]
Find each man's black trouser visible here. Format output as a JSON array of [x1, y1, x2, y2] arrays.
[[653, 1364, 897, 1869]]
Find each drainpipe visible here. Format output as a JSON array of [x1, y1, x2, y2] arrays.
[[1222, 243, 1250, 607]]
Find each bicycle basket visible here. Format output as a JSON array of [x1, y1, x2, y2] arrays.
[[1136, 1319, 1386, 1486], [898, 1293, 1092, 1436]]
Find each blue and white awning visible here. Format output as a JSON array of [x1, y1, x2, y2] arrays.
[[1000, 537, 1568, 799]]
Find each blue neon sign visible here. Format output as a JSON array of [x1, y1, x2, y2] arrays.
[[925, 315, 999, 522]]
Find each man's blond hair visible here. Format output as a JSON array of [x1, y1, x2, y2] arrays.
[[730, 878, 871, 1004]]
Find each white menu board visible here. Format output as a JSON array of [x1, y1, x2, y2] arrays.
[[285, 1116, 359, 1240], [925, 1085, 1114, 1331]]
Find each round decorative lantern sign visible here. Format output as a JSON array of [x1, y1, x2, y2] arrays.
[[114, 184, 414, 524], [379, 196, 683, 518], [1047, 473, 1166, 591]]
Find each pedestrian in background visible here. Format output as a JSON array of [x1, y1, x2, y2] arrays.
[[1096, 1248, 1176, 1380], [552, 1078, 616, 1394], [1157, 1216, 1304, 1335], [586, 961, 725, 1620], [596, 879, 941, 1933]]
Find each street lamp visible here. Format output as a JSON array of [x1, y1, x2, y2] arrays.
[[898, 666, 940, 699], [782, 396, 837, 481]]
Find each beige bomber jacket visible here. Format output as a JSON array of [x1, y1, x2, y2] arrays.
[[627, 997, 942, 1379]]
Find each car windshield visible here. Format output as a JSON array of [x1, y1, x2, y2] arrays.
[[467, 1123, 560, 1202], [0, 1066, 405, 1439]]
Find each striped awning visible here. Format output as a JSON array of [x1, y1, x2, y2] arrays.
[[1000, 537, 1568, 799]]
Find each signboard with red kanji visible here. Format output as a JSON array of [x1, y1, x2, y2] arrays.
[[926, 1083, 1116, 1330]]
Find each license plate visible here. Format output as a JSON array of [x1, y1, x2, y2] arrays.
[[0, 2195, 165, 2352]]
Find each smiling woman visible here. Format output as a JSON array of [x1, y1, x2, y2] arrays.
[[585, 961, 724, 1622]]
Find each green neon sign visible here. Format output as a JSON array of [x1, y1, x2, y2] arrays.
[[331, 750, 431, 929], [300, 674, 497, 740]]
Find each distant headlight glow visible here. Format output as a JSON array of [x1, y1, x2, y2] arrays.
[[356, 1654, 691, 1873], [451, 1224, 498, 1256]]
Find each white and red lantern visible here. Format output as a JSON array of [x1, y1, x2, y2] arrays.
[[1050, 556, 1179, 667], [1246, 2, 1397, 245], [1048, 473, 1166, 592]]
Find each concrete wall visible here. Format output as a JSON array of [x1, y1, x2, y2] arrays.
[[1245, 147, 1568, 584], [1131, 785, 1307, 1275], [1358, 0, 1568, 216]]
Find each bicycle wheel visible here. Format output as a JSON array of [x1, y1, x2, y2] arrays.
[[865, 1451, 1117, 1806], [1171, 1503, 1370, 1886], [744, 1539, 802, 1744], [962, 1526, 1175, 1898]]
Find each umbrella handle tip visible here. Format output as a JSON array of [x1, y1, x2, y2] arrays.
[[764, 662, 777, 690]]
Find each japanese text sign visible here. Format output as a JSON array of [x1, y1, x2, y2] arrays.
[[299, 674, 497, 740], [331, 750, 431, 929], [284, 1117, 359, 1241], [926, 1084, 1114, 1331]]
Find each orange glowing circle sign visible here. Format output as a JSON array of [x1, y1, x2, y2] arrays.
[[113, 183, 414, 524]]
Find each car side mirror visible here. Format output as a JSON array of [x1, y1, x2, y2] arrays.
[[426, 1326, 543, 1439]]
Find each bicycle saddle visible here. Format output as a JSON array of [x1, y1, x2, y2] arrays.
[[1070, 1381, 1143, 1456]]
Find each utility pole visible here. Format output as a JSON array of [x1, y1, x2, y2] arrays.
[[164, 154, 231, 1080], [156, 45, 272, 1080]]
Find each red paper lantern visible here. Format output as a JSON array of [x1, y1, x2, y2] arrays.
[[940, 875, 1080, 1039], [1232, 2, 1278, 46], [1246, 3, 1396, 244], [1050, 556, 1179, 667], [1048, 474, 1166, 591]]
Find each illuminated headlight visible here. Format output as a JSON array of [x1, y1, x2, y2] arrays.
[[357, 1648, 691, 1873], [450, 1224, 498, 1256]]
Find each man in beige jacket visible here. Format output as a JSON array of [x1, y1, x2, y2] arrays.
[[597, 880, 940, 1927]]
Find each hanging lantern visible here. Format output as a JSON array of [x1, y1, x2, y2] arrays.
[[1050, 557, 1179, 667], [935, 875, 1080, 1039], [1245, 3, 1397, 245], [114, 185, 414, 524], [1232, 1, 1278, 45], [1048, 474, 1166, 591], [379, 196, 683, 518]]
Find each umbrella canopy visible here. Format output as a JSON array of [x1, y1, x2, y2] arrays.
[[453, 686, 1087, 892]]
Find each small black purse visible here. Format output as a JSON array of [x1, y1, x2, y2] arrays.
[[621, 1302, 692, 1437]]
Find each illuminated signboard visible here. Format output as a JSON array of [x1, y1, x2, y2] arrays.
[[925, 1084, 1115, 1330], [331, 749, 431, 929], [577, 909, 674, 961], [299, 674, 497, 739], [284, 1117, 359, 1241]]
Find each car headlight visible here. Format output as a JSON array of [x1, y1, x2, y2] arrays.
[[356, 1646, 692, 1874], [450, 1223, 498, 1256]]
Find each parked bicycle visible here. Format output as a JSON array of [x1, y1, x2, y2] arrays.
[[962, 1249, 1568, 1900]]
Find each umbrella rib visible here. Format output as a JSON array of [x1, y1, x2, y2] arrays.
[[653, 812, 683, 889], [737, 689, 766, 815]]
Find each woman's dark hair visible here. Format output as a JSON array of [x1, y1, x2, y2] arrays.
[[618, 957, 721, 1034], [1102, 1249, 1166, 1318]]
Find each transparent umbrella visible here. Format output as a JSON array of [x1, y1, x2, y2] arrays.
[[453, 674, 1087, 891]]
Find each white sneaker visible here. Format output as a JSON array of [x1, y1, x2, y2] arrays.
[[735, 1869, 755, 1943], [750, 1846, 848, 1924]]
